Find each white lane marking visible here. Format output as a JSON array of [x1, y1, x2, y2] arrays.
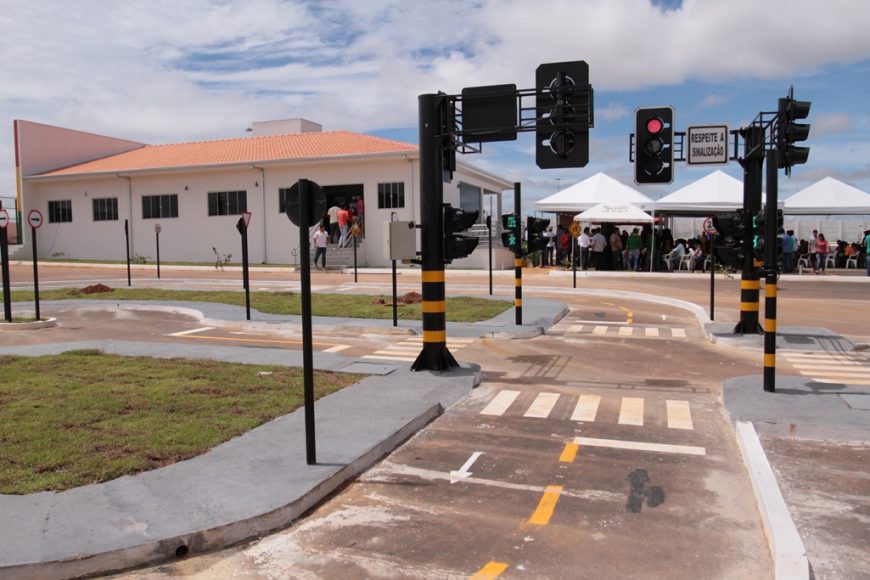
[[323, 344, 350, 353], [360, 354, 415, 362], [593, 326, 608, 335], [523, 392, 560, 418], [481, 390, 521, 416], [450, 451, 484, 484], [666, 400, 694, 430], [575, 436, 706, 456], [671, 328, 687, 338], [568, 324, 585, 333], [618, 326, 633, 337], [645, 327, 659, 337], [618, 397, 644, 426], [571, 394, 601, 422], [168, 326, 214, 337]]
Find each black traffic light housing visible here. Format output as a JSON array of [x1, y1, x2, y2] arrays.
[[443, 204, 479, 263], [635, 106, 674, 184], [536, 61, 590, 169], [501, 213, 521, 253], [777, 95, 811, 170], [711, 210, 748, 269], [526, 216, 551, 253]]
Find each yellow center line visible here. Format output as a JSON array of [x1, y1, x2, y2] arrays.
[[470, 561, 509, 579], [528, 485, 563, 525], [175, 334, 344, 348], [559, 442, 579, 463]]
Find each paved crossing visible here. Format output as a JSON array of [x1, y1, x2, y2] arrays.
[[555, 323, 688, 339], [480, 389, 695, 430], [780, 350, 870, 386], [362, 336, 476, 362]]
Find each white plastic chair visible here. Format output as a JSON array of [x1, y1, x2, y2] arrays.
[[678, 253, 694, 271], [825, 252, 836, 269], [845, 254, 858, 269]]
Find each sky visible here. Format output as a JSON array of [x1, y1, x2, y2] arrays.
[[2, 0, 870, 210]]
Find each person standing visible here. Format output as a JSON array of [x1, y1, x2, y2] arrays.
[[627, 228, 643, 271], [327, 204, 340, 243], [609, 229, 624, 270], [591, 228, 607, 270], [579, 227, 591, 270], [355, 195, 365, 235], [313, 225, 329, 270], [809, 229, 819, 273], [815, 232, 828, 274], [780, 228, 794, 273], [337, 204, 350, 246], [863, 229, 870, 276]]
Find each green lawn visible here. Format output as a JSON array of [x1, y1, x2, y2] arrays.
[[0, 350, 361, 495], [10, 287, 511, 322]]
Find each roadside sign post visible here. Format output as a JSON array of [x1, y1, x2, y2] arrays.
[[235, 212, 252, 321], [687, 125, 729, 166], [0, 209, 11, 322], [486, 215, 493, 295], [569, 221, 580, 288], [703, 217, 718, 321], [28, 210, 43, 320], [154, 223, 162, 279], [124, 219, 131, 287]]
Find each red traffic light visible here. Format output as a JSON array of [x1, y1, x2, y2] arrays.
[[646, 117, 664, 135]]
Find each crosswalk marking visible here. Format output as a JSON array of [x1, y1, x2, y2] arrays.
[[362, 336, 475, 362], [671, 328, 687, 338], [593, 325, 608, 335], [571, 394, 601, 422], [667, 400, 694, 430], [575, 436, 706, 457], [481, 390, 521, 416], [781, 351, 870, 386], [645, 327, 659, 337], [618, 326, 633, 336], [618, 397, 645, 426], [323, 344, 350, 353], [559, 324, 688, 339], [481, 390, 693, 431]]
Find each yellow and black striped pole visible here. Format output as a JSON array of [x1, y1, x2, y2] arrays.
[[735, 125, 764, 335], [412, 93, 458, 371], [762, 149, 779, 392]]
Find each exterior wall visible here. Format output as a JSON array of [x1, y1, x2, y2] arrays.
[[22, 155, 512, 267]]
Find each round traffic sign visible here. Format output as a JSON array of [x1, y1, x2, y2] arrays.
[[0, 209, 9, 229], [27, 209, 43, 229], [702, 216, 718, 235], [285, 180, 327, 228], [154, 223, 162, 234]]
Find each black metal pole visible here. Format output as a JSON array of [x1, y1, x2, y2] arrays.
[[763, 149, 779, 393], [709, 239, 715, 321], [31, 225, 40, 321], [411, 93, 457, 371], [514, 182, 522, 326], [353, 232, 358, 283], [572, 232, 577, 288], [156, 229, 161, 279], [1, 230, 10, 322], [124, 219, 131, 287], [735, 126, 763, 334], [298, 179, 316, 464], [392, 259, 398, 327], [487, 215, 493, 295], [238, 219, 251, 321]]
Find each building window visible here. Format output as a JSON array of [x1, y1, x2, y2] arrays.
[[92, 197, 118, 221], [142, 194, 178, 219], [278, 188, 290, 214], [378, 182, 404, 209], [208, 190, 247, 216], [48, 199, 72, 223]]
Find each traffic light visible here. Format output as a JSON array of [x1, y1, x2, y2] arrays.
[[635, 107, 674, 184], [501, 213, 521, 252], [777, 95, 811, 170], [535, 61, 590, 169], [711, 210, 747, 269], [443, 204, 479, 263], [526, 216, 551, 252]]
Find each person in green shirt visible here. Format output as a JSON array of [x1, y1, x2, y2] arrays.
[[627, 228, 643, 271], [864, 229, 870, 276]]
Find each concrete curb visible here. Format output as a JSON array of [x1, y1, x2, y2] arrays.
[[734, 421, 810, 580], [0, 317, 57, 331]]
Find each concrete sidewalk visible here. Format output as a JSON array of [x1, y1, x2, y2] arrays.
[[0, 297, 567, 579]]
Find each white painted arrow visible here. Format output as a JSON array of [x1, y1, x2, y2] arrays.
[[450, 451, 484, 484]]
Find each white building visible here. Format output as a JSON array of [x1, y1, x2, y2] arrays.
[[13, 119, 513, 268]]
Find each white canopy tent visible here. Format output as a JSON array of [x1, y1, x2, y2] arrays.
[[574, 202, 653, 223], [783, 177, 870, 215], [653, 170, 769, 215], [534, 173, 652, 213]]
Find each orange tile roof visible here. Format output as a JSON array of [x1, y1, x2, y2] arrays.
[[37, 131, 418, 177]]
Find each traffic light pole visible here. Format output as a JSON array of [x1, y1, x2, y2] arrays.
[[514, 183, 522, 326], [735, 125, 764, 335], [763, 150, 779, 392], [412, 93, 459, 371]]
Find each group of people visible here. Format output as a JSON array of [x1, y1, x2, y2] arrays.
[[312, 197, 366, 270], [538, 222, 870, 276]]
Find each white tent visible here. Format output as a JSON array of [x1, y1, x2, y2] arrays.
[[534, 173, 652, 213], [784, 177, 870, 215], [574, 202, 653, 223], [653, 170, 767, 215]]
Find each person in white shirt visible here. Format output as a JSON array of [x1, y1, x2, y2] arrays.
[[591, 229, 607, 270], [578, 227, 591, 270], [665, 239, 687, 271], [313, 225, 329, 270]]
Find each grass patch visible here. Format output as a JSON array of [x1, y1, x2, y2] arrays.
[[11, 288, 511, 322], [0, 350, 361, 495]]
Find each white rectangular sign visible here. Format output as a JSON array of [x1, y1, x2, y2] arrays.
[[687, 125, 728, 165]]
